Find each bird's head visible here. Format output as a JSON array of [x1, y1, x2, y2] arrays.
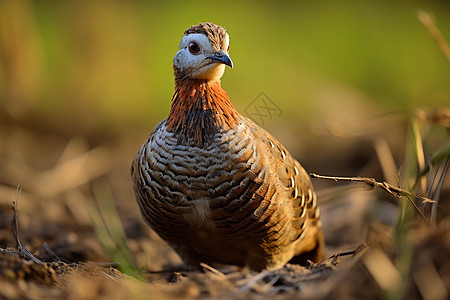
[[173, 22, 233, 82]]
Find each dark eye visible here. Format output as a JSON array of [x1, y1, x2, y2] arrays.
[[188, 42, 200, 54]]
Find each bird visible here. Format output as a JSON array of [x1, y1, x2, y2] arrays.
[[131, 22, 324, 271]]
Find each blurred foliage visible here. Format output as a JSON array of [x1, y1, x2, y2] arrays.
[[0, 0, 449, 137], [88, 182, 144, 281]]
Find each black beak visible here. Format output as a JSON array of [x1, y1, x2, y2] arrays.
[[207, 50, 233, 68]]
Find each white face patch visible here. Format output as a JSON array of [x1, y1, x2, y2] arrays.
[[179, 33, 214, 53], [173, 33, 230, 81], [224, 34, 230, 51]]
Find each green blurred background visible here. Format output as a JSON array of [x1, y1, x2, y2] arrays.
[[0, 0, 449, 139]]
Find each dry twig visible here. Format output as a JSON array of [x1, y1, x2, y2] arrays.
[[418, 11, 450, 64], [200, 262, 226, 278], [430, 158, 450, 223], [2, 186, 44, 264], [43, 242, 61, 262], [11, 186, 22, 250], [310, 173, 433, 223]]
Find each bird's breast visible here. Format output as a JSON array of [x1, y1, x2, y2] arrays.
[[134, 121, 260, 231]]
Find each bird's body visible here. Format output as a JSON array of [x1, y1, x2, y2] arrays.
[[132, 23, 324, 271]]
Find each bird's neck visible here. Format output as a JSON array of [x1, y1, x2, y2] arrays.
[[167, 76, 240, 145]]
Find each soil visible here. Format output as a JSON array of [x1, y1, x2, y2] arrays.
[[1, 111, 449, 300]]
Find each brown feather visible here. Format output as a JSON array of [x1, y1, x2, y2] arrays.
[[166, 74, 240, 145], [184, 22, 228, 51]]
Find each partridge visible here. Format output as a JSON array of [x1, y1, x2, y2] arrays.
[[131, 22, 324, 271]]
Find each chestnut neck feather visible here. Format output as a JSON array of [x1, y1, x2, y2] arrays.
[[167, 73, 240, 145]]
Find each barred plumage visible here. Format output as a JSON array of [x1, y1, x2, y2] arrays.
[[131, 22, 324, 271]]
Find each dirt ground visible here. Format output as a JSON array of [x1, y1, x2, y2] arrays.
[[0, 109, 449, 300]]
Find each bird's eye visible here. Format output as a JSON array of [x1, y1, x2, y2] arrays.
[[188, 42, 200, 54]]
